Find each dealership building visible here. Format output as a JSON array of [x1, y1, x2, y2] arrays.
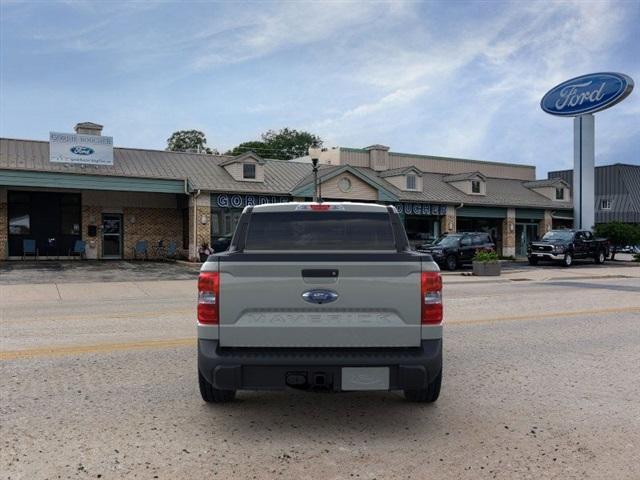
[[1, 122, 576, 261]]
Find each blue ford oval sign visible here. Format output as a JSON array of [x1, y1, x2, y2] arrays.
[[302, 289, 339, 305], [541, 72, 633, 116], [70, 146, 95, 155]]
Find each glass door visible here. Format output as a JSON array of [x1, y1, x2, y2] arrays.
[[102, 214, 123, 259], [516, 223, 538, 257]]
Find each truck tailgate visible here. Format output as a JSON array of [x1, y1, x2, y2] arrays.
[[217, 255, 421, 347]]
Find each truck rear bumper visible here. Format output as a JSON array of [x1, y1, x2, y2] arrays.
[[198, 339, 442, 392]]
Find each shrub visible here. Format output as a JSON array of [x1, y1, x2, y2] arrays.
[[593, 222, 640, 260], [473, 250, 499, 262]]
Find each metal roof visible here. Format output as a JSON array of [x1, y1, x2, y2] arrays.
[[1, 137, 573, 210], [378, 166, 423, 178], [0, 137, 311, 195], [443, 171, 486, 182], [523, 178, 567, 188]]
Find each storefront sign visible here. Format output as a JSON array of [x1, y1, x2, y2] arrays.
[[540, 72, 634, 116], [393, 203, 447, 216], [49, 132, 114, 165], [213, 194, 289, 209]]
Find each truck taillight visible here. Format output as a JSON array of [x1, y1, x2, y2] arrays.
[[198, 272, 219, 324], [421, 271, 443, 325]]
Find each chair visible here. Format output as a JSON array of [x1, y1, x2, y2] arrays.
[[68, 240, 86, 260], [153, 239, 166, 258], [22, 239, 38, 261], [133, 240, 149, 260], [165, 241, 177, 259]]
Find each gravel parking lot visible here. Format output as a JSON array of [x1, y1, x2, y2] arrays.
[[1, 263, 639, 479]]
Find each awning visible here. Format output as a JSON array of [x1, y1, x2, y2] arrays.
[[0, 169, 186, 194]]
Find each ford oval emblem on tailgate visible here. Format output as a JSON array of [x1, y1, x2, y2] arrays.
[[302, 289, 338, 304]]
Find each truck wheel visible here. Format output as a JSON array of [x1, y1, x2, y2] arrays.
[[595, 251, 606, 264], [199, 370, 236, 403], [528, 256, 538, 266], [445, 255, 457, 271], [404, 369, 442, 403], [562, 253, 573, 267]]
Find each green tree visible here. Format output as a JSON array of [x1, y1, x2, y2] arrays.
[[593, 222, 640, 260], [167, 130, 217, 154], [226, 128, 322, 160], [225, 141, 269, 157]]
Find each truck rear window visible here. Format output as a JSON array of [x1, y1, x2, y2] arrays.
[[244, 211, 396, 250]]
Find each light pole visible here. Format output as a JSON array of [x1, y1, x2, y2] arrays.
[[308, 143, 322, 203]]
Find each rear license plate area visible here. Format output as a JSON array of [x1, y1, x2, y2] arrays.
[[341, 367, 390, 391]]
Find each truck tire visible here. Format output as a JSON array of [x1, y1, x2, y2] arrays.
[[199, 370, 236, 403], [404, 369, 442, 403], [562, 253, 573, 267], [595, 250, 606, 264], [445, 255, 457, 271], [528, 256, 538, 266]]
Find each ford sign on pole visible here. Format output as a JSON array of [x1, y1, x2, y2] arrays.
[[541, 72, 634, 230], [49, 132, 114, 166], [541, 72, 634, 116]]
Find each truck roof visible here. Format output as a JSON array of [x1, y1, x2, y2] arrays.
[[245, 202, 392, 214]]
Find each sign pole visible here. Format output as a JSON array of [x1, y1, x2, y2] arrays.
[[540, 72, 633, 231], [573, 114, 595, 229]]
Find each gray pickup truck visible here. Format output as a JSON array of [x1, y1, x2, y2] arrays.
[[197, 202, 443, 403]]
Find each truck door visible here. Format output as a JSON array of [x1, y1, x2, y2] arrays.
[[460, 235, 474, 262], [573, 232, 585, 258]]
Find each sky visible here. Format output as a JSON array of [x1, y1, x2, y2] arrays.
[[1, 0, 638, 177]]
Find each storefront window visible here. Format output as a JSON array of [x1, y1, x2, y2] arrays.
[[457, 217, 502, 252], [60, 203, 81, 235], [405, 216, 440, 247], [7, 191, 81, 257], [9, 208, 30, 234], [8, 192, 30, 234], [182, 208, 189, 249]]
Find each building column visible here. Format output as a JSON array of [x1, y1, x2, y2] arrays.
[[502, 208, 516, 257], [539, 210, 553, 239], [440, 205, 457, 234], [81, 204, 103, 259], [0, 188, 7, 260], [189, 193, 212, 261]]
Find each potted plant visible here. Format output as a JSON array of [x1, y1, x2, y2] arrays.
[[472, 250, 501, 276]]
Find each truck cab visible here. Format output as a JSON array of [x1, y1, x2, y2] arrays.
[[528, 229, 608, 267], [197, 202, 443, 403]]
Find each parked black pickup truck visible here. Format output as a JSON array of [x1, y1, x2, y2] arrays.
[[528, 230, 609, 267]]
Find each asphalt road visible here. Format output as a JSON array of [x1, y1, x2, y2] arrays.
[[2, 273, 640, 479]]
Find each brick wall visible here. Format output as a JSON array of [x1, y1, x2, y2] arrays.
[[123, 207, 182, 260], [502, 208, 516, 257], [81, 205, 103, 259], [0, 200, 7, 261], [539, 210, 553, 237], [195, 206, 212, 248], [440, 205, 457, 234]]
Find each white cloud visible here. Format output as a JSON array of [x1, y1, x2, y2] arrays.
[[309, 0, 636, 173], [190, 2, 408, 71], [2, 0, 636, 172]]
